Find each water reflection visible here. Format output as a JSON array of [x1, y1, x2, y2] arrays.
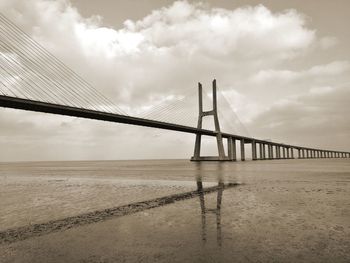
[[1, 162, 239, 245], [195, 162, 226, 247]]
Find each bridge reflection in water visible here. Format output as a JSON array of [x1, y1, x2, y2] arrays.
[[0, 163, 239, 245], [196, 163, 226, 247]]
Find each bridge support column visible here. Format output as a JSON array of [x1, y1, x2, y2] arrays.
[[276, 145, 280, 159], [252, 140, 257, 161], [227, 137, 237, 161], [259, 143, 263, 160], [268, 144, 272, 159], [191, 80, 228, 161], [240, 139, 245, 161], [291, 148, 294, 159], [286, 147, 290, 159]]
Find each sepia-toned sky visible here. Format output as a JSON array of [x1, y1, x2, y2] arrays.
[[0, 0, 349, 161]]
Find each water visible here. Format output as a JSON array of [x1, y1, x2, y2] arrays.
[[0, 159, 349, 262]]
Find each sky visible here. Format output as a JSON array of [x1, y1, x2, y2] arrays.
[[0, 0, 349, 161]]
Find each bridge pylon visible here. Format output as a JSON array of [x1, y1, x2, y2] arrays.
[[191, 79, 230, 161]]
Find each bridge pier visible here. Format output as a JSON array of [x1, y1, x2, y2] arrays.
[[259, 143, 263, 160], [240, 139, 245, 161], [227, 137, 237, 161], [267, 144, 272, 160], [191, 80, 229, 161], [252, 140, 257, 161]]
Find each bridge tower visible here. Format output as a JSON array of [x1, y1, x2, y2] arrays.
[[191, 79, 229, 161]]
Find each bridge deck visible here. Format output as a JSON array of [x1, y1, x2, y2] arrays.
[[0, 95, 337, 152]]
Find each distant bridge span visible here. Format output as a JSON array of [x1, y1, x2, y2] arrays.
[[0, 92, 349, 161]]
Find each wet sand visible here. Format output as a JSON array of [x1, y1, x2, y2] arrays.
[[0, 159, 349, 262]]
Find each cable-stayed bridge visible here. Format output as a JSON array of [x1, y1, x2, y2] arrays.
[[0, 13, 349, 161]]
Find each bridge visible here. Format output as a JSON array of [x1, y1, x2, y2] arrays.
[[0, 13, 349, 161]]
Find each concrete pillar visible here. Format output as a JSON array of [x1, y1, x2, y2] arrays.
[[270, 144, 274, 159], [262, 144, 266, 160], [268, 144, 273, 159], [232, 139, 236, 161], [291, 148, 294, 159], [259, 143, 263, 160], [298, 149, 301, 159], [276, 145, 280, 159], [252, 140, 257, 161], [279, 146, 282, 159], [227, 137, 237, 161], [240, 139, 245, 161], [282, 147, 285, 159], [286, 147, 290, 159]]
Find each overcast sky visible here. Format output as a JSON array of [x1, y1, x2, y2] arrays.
[[0, 0, 349, 161]]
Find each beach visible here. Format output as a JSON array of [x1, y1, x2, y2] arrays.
[[0, 159, 349, 262]]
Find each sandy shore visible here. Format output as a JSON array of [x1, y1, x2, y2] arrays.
[[0, 159, 349, 262]]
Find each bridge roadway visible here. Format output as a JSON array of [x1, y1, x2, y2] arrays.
[[0, 95, 348, 158]]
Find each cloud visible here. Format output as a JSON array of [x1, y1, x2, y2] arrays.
[[1, 0, 317, 104], [319, 36, 338, 49], [248, 84, 350, 150]]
